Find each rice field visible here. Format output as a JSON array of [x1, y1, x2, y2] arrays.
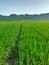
[[0, 20, 49, 65]]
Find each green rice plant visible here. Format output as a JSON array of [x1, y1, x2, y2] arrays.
[[0, 21, 21, 65], [19, 21, 49, 65], [0, 20, 49, 65]]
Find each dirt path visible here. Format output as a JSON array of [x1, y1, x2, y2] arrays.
[[7, 24, 22, 65]]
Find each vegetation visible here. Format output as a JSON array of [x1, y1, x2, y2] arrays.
[[0, 20, 49, 65]]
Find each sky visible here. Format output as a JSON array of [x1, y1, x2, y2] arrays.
[[0, 0, 49, 15]]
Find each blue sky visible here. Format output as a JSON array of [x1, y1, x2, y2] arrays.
[[0, 0, 49, 15]]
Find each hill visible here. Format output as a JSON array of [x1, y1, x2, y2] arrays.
[[0, 13, 49, 20]]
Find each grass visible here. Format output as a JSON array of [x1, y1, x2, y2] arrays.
[[0, 20, 49, 65]]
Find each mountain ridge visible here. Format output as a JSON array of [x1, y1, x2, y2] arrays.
[[0, 13, 49, 20]]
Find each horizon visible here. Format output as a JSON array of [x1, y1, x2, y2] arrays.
[[0, 0, 49, 15], [0, 12, 49, 16]]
